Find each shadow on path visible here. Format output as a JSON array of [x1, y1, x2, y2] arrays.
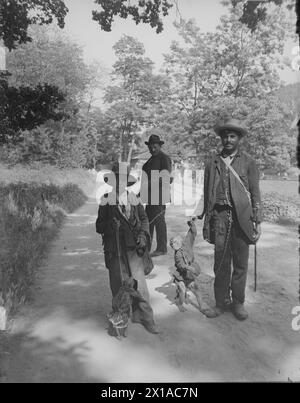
[[1, 201, 299, 382]]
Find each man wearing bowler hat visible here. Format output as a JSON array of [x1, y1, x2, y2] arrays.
[[200, 118, 262, 320], [141, 133, 172, 257]]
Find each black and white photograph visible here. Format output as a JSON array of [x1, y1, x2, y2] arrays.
[[0, 0, 299, 385]]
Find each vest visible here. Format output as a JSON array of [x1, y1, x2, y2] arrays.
[[215, 159, 232, 207]]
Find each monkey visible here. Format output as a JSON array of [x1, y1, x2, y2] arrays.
[[170, 219, 217, 318]]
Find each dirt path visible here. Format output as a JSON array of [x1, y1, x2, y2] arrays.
[[0, 199, 299, 382]]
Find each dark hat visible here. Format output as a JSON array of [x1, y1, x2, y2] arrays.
[[106, 161, 137, 186], [214, 118, 247, 137], [145, 134, 164, 146]]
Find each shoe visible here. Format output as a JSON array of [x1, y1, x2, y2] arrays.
[[215, 297, 232, 312], [223, 301, 233, 312], [201, 307, 219, 318], [143, 322, 160, 334], [150, 250, 167, 258], [232, 303, 248, 321], [211, 305, 225, 317]]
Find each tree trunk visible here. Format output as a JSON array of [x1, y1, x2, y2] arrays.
[[118, 128, 124, 162], [93, 140, 97, 169], [127, 134, 135, 163]]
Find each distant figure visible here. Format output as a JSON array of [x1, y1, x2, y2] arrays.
[[141, 134, 173, 258], [200, 118, 262, 320]]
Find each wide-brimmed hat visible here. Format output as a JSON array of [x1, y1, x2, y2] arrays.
[[214, 118, 247, 137], [145, 134, 164, 146], [105, 162, 137, 186]]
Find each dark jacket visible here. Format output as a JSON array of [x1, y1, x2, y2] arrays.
[[141, 151, 172, 205], [96, 192, 154, 274], [96, 194, 150, 253], [202, 150, 262, 244]]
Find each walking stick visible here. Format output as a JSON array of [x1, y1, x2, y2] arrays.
[[109, 218, 128, 339], [253, 210, 258, 292], [254, 242, 257, 292], [114, 218, 122, 272]]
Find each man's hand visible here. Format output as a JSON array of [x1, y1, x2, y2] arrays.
[[253, 223, 261, 243], [137, 233, 147, 248], [187, 265, 198, 275]]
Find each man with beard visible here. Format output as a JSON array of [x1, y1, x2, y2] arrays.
[[200, 118, 262, 320]]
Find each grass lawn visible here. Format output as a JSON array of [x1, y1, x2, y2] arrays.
[[260, 179, 298, 197]]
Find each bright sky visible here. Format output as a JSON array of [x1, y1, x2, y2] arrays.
[[63, 0, 298, 87]]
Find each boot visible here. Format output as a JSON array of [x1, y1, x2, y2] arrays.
[[210, 304, 225, 317], [232, 303, 248, 321], [201, 306, 219, 318], [223, 298, 232, 312], [142, 321, 160, 334]]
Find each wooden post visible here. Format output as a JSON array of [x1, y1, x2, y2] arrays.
[[0, 40, 10, 79], [127, 134, 135, 163], [0, 40, 6, 71], [0, 306, 7, 331]]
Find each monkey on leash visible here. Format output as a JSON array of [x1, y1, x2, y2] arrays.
[[170, 217, 217, 318]]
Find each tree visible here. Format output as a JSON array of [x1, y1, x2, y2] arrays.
[[165, 2, 293, 110], [93, 110, 123, 165], [7, 25, 91, 102], [0, 0, 68, 50], [162, 1, 295, 168], [4, 108, 104, 168], [164, 21, 220, 116], [2, 1, 296, 50], [5, 25, 107, 151], [232, 0, 295, 32], [188, 95, 294, 172], [104, 35, 170, 162], [0, 0, 178, 52], [92, 0, 173, 33], [0, 79, 65, 144], [2, 25, 109, 167]]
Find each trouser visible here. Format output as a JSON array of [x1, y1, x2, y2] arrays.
[[145, 205, 167, 252], [107, 249, 155, 327], [212, 205, 249, 306]]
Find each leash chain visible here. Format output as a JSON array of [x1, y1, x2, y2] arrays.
[[148, 209, 165, 225], [214, 209, 233, 279]]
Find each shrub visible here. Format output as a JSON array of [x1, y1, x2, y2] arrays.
[[0, 182, 87, 320], [262, 192, 299, 224], [0, 162, 97, 197]]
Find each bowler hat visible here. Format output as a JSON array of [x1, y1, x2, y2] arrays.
[[145, 134, 164, 146], [214, 118, 247, 137]]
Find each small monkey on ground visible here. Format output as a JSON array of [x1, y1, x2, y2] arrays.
[[170, 219, 217, 318]]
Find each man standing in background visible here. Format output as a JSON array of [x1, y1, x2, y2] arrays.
[[141, 133, 172, 257]]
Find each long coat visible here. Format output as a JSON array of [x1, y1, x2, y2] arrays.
[[96, 192, 153, 274], [202, 150, 262, 245], [96, 192, 155, 328]]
